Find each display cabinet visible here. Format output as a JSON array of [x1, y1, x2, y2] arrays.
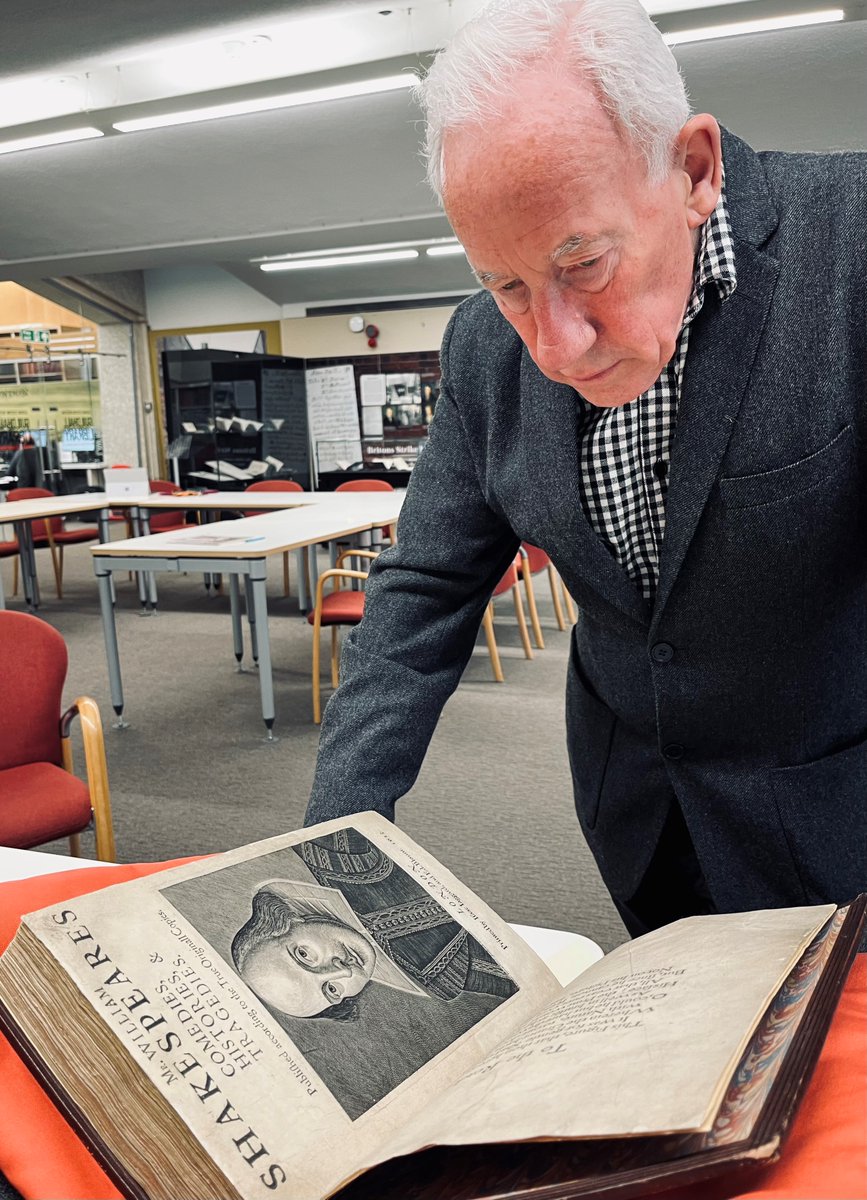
[[162, 350, 310, 490]]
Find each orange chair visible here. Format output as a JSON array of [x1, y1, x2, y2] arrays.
[[335, 478, 395, 542], [481, 558, 534, 681], [244, 480, 304, 596], [7, 486, 100, 599], [0, 611, 115, 861], [307, 548, 378, 723], [518, 542, 577, 648]]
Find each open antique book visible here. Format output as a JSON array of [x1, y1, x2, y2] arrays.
[[0, 813, 862, 1200]]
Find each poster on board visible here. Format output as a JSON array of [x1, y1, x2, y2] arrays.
[[305, 364, 362, 485]]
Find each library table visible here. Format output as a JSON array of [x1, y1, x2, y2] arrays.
[[0, 488, 403, 612], [90, 504, 401, 738], [126, 489, 404, 609], [0, 492, 114, 610]]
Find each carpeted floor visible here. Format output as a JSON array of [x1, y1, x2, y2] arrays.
[[2, 525, 628, 955]]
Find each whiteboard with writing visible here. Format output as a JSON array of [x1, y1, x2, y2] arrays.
[[305, 365, 362, 484]]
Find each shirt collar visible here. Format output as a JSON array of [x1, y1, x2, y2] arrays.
[[684, 171, 737, 324]]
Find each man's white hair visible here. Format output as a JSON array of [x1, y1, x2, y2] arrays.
[[419, 0, 691, 199]]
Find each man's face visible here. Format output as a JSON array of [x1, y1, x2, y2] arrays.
[[241, 918, 376, 1017], [443, 66, 711, 408]]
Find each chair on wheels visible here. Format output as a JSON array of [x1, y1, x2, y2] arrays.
[[0, 611, 116, 861], [244, 480, 304, 597], [307, 548, 378, 723], [517, 542, 577, 648], [7, 486, 100, 600], [481, 557, 534, 681]]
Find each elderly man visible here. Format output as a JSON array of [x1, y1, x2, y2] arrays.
[[307, 0, 866, 936]]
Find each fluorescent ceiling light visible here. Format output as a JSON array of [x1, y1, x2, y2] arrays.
[[426, 243, 466, 258], [261, 249, 419, 272], [259, 239, 427, 262], [0, 127, 103, 155], [113, 72, 417, 133], [663, 8, 843, 44]]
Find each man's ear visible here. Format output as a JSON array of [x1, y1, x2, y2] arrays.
[[675, 114, 722, 230]]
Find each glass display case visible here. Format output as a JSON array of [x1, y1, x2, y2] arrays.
[[162, 350, 310, 490]]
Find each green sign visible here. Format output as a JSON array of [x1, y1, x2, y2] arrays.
[[19, 329, 50, 343]]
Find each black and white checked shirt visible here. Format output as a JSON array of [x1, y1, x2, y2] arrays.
[[577, 183, 737, 602]]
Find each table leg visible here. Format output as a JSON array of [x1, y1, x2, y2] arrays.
[[94, 560, 130, 729], [295, 548, 308, 612], [129, 507, 149, 612], [308, 542, 321, 602], [245, 576, 259, 665], [229, 574, 245, 670], [249, 562, 276, 740], [97, 508, 116, 605], [203, 509, 213, 591], [140, 511, 158, 613], [13, 520, 39, 609]]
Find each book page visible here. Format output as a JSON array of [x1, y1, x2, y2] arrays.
[[17, 814, 559, 1200], [376, 903, 834, 1163]]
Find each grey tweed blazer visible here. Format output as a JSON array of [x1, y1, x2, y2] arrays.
[[308, 129, 867, 916]]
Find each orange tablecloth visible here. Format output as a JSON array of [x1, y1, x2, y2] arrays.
[[0, 864, 864, 1200]]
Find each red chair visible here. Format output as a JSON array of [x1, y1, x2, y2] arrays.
[[142, 479, 197, 534], [7, 486, 100, 599], [0, 535, 20, 590], [244, 481, 304, 596], [481, 558, 534, 681], [0, 611, 115, 861], [307, 548, 378, 723], [335, 478, 396, 541], [517, 543, 577, 648]]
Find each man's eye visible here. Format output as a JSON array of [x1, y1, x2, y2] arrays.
[[295, 945, 312, 961], [566, 255, 604, 273], [494, 280, 530, 315], [324, 982, 341, 1001]]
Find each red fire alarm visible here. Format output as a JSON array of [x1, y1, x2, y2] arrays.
[[365, 323, 379, 348]]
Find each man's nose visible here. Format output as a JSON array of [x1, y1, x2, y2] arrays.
[[532, 290, 597, 377]]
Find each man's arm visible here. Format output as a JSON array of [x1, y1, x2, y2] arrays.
[[306, 315, 519, 825]]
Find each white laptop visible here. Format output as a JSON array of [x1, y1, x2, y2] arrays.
[[104, 467, 150, 498]]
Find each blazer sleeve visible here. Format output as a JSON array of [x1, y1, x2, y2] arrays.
[[305, 309, 520, 825]]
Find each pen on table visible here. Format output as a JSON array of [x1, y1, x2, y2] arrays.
[[244, 536, 266, 542]]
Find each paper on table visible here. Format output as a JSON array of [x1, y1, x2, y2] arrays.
[[265, 455, 284, 471]]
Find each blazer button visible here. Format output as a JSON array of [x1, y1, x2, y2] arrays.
[[663, 743, 685, 760], [651, 642, 674, 663]]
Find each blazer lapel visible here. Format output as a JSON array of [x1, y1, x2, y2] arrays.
[[522, 355, 649, 627], [652, 132, 782, 632]]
